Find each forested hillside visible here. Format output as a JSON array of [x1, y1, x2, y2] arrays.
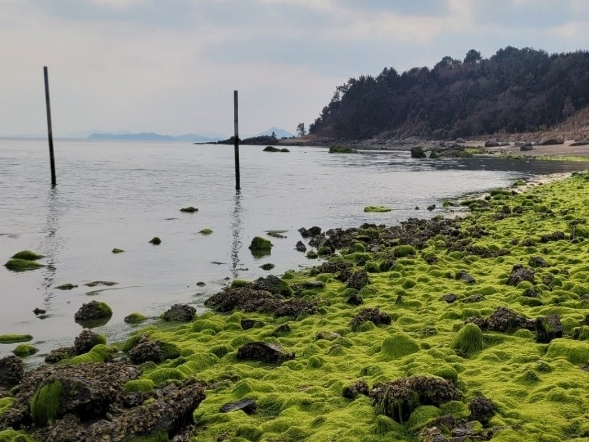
[[309, 47, 589, 140]]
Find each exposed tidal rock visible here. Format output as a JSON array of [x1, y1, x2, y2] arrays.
[[236, 342, 295, 364], [350, 308, 391, 331], [0, 355, 24, 387], [162, 304, 196, 322], [74, 330, 106, 355]]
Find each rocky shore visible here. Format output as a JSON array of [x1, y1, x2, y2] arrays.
[[3, 173, 589, 441]]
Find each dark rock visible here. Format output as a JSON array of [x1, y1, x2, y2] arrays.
[[45, 346, 77, 364], [196, 281, 206, 287], [427, 204, 436, 211], [519, 143, 534, 151], [485, 139, 499, 147], [74, 330, 105, 355], [410, 146, 427, 158], [295, 241, 307, 252], [309, 260, 352, 279], [74, 301, 113, 322], [468, 395, 496, 424], [259, 263, 275, 271], [423, 254, 438, 264], [346, 292, 363, 305], [302, 280, 326, 289], [523, 288, 539, 298], [455, 138, 466, 144], [456, 270, 476, 284], [240, 319, 262, 330], [540, 231, 566, 243], [219, 398, 257, 414], [273, 324, 291, 336], [163, 304, 196, 322], [308, 226, 322, 236], [370, 376, 460, 423], [128, 336, 166, 364], [0, 356, 23, 387], [463, 293, 484, 303], [33, 308, 47, 315], [149, 237, 161, 245], [252, 275, 292, 296], [346, 270, 370, 290], [540, 137, 564, 145], [342, 379, 369, 399], [469, 306, 535, 333], [350, 308, 391, 331], [535, 314, 563, 343], [571, 140, 589, 146], [507, 264, 535, 286], [236, 342, 295, 364], [529, 256, 549, 268], [440, 294, 457, 304]]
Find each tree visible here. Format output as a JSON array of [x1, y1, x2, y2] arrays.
[[296, 123, 306, 137], [271, 131, 277, 139], [464, 49, 482, 64]]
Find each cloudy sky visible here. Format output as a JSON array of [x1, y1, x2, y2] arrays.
[[2, 0, 589, 138]]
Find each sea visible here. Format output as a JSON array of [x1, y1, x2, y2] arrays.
[[1, 139, 587, 363]]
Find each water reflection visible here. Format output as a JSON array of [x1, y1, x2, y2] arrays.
[[231, 191, 243, 278], [39, 187, 64, 306]]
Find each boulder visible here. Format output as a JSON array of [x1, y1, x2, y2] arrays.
[[45, 347, 77, 364], [74, 301, 113, 323], [468, 396, 496, 424], [0, 356, 23, 387], [410, 146, 427, 158], [350, 308, 391, 331], [520, 143, 534, 151], [507, 265, 534, 286], [74, 330, 106, 355], [469, 307, 534, 333], [342, 379, 369, 399], [219, 398, 257, 414], [485, 139, 499, 147], [236, 342, 295, 364], [346, 270, 370, 290], [295, 241, 307, 252], [535, 314, 563, 343], [528, 256, 549, 268], [163, 304, 196, 322], [540, 137, 564, 145], [252, 275, 292, 296], [440, 294, 457, 304]]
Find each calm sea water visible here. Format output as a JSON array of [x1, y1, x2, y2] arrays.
[[1, 139, 587, 362]]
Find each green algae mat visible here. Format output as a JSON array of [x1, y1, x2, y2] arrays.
[[4, 173, 589, 441]]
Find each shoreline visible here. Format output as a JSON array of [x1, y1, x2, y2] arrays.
[[3, 171, 589, 441]]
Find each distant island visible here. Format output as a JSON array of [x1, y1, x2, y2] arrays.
[[310, 46, 589, 140], [87, 132, 221, 143]]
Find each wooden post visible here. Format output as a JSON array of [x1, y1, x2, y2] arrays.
[[233, 90, 240, 191], [44, 66, 56, 187]]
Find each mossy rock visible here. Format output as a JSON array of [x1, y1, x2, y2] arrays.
[[111, 248, 125, 254], [379, 333, 420, 359], [123, 379, 155, 394], [450, 323, 483, 356], [199, 228, 213, 235], [12, 344, 38, 357], [4, 259, 44, 271], [0, 334, 33, 344], [30, 380, 63, 426], [546, 339, 589, 364], [149, 237, 161, 245], [364, 206, 392, 213], [0, 429, 37, 442], [124, 313, 148, 324], [249, 236, 273, 251], [180, 206, 198, 213], [70, 344, 113, 365], [55, 283, 78, 290], [407, 405, 442, 431], [328, 145, 357, 154], [11, 250, 44, 261], [393, 245, 417, 258]]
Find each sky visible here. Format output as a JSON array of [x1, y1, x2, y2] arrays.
[[2, 0, 589, 138]]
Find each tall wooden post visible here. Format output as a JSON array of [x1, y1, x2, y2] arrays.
[[44, 66, 57, 187], [233, 90, 241, 191]]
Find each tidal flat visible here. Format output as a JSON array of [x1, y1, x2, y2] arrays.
[[3, 173, 589, 441]]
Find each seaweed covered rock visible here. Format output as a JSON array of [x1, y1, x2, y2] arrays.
[[370, 376, 460, 423], [0, 356, 24, 387], [74, 301, 113, 323], [309, 260, 353, 278], [540, 231, 566, 243], [162, 304, 196, 322], [74, 330, 106, 355], [295, 241, 307, 252], [410, 146, 427, 158], [342, 379, 369, 399], [248, 236, 273, 251], [126, 335, 180, 365], [529, 256, 550, 268], [236, 342, 295, 364], [469, 307, 534, 333], [350, 308, 391, 331], [507, 265, 535, 286], [468, 396, 496, 424], [45, 347, 77, 364], [252, 275, 292, 297], [535, 314, 563, 344], [346, 270, 370, 290]]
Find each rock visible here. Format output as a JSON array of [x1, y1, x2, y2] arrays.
[[350, 308, 391, 331], [463, 293, 484, 303], [316, 331, 341, 341], [252, 275, 292, 296], [571, 140, 589, 146], [248, 236, 273, 251], [346, 292, 363, 305], [346, 270, 370, 290], [342, 379, 369, 399], [196, 281, 206, 287], [529, 256, 549, 268], [302, 280, 325, 289], [55, 283, 77, 290], [273, 323, 291, 336], [149, 236, 161, 245], [163, 303, 196, 322], [507, 265, 535, 285], [468, 396, 496, 424], [440, 294, 457, 303], [370, 376, 460, 423], [74, 330, 106, 355], [240, 319, 262, 330], [520, 143, 534, 151], [124, 313, 148, 324], [308, 226, 322, 236], [485, 139, 499, 147], [456, 270, 475, 284], [469, 306, 535, 333], [260, 263, 275, 271], [535, 314, 563, 343], [128, 337, 166, 364], [427, 204, 436, 211], [220, 398, 257, 414], [45, 346, 77, 364], [328, 146, 357, 154], [236, 342, 295, 364], [540, 137, 565, 145], [540, 231, 566, 242], [74, 301, 113, 323], [180, 206, 198, 213], [0, 356, 23, 387], [295, 241, 307, 252], [410, 146, 427, 158], [455, 138, 466, 143], [33, 308, 47, 315]]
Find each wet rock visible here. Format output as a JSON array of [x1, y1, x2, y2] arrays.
[[427, 204, 436, 211], [298, 226, 321, 238], [535, 314, 563, 343], [236, 342, 295, 364], [540, 137, 564, 145], [85, 380, 205, 442], [410, 146, 427, 158], [347, 270, 370, 290], [33, 413, 86, 442], [196, 281, 206, 287], [342, 379, 369, 399], [529, 256, 550, 268], [45, 346, 77, 364], [350, 308, 391, 331], [259, 263, 275, 271], [149, 236, 161, 245], [370, 376, 460, 423], [295, 241, 307, 252], [74, 330, 106, 355], [74, 301, 113, 322], [440, 294, 457, 304], [163, 304, 196, 322], [33, 308, 47, 315], [523, 287, 540, 298], [540, 231, 566, 243], [128, 337, 166, 364], [469, 306, 535, 333], [485, 139, 499, 147], [219, 398, 257, 415], [507, 265, 535, 286], [469, 395, 496, 424], [0, 355, 23, 387], [346, 292, 363, 306], [252, 275, 292, 296], [520, 143, 534, 151]]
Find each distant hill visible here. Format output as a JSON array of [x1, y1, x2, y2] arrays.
[[87, 132, 221, 143], [310, 47, 589, 140], [255, 127, 293, 138]]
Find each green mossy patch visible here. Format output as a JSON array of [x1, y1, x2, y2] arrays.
[[364, 206, 392, 213], [70, 344, 113, 365], [11, 250, 43, 260], [249, 236, 273, 251], [0, 334, 33, 344], [125, 313, 148, 324], [55, 283, 78, 290], [123, 379, 155, 394], [112, 248, 125, 254], [199, 228, 213, 235], [328, 145, 358, 154], [30, 380, 63, 426], [4, 259, 44, 271], [546, 339, 589, 364], [0, 429, 36, 442], [450, 323, 484, 356], [12, 344, 38, 357]]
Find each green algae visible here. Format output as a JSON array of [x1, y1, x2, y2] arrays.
[[125, 312, 148, 324], [4, 259, 44, 271], [30, 380, 63, 426], [12, 344, 38, 357], [0, 429, 36, 442], [70, 344, 112, 365], [450, 323, 484, 356], [123, 379, 155, 394], [55, 283, 78, 290], [199, 228, 213, 235], [364, 206, 392, 213], [0, 334, 33, 344], [11, 250, 43, 260], [249, 236, 273, 251]]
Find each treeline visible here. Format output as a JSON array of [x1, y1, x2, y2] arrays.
[[310, 47, 589, 139]]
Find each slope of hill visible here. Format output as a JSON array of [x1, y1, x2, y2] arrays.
[[310, 47, 589, 140], [88, 132, 221, 142], [256, 127, 293, 138]]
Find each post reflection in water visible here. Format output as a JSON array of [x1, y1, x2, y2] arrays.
[[230, 190, 243, 279], [40, 186, 64, 305]]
